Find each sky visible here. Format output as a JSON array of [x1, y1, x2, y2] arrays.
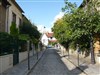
[[16, 0, 83, 32]]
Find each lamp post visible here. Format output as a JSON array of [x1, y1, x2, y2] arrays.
[[76, 44, 80, 67], [27, 40, 30, 70], [67, 48, 70, 58], [37, 42, 40, 60], [31, 43, 35, 56]]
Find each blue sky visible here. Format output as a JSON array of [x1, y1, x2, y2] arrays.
[[16, 0, 83, 32]]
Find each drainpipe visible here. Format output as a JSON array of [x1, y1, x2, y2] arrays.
[[27, 40, 30, 70]]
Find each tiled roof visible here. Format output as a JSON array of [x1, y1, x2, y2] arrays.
[[46, 32, 53, 38]]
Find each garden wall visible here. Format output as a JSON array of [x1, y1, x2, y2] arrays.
[[0, 54, 13, 73]]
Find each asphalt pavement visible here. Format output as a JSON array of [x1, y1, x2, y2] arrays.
[[28, 48, 86, 75]]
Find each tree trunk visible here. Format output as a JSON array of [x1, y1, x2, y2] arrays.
[[90, 35, 95, 64]]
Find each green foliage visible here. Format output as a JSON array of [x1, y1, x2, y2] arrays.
[[52, 0, 100, 52], [19, 21, 40, 44], [0, 32, 13, 55], [0, 17, 41, 55], [69, 41, 76, 50], [18, 40, 27, 52], [10, 22, 19, 37], [62, 0, 77, 13], [19, 34, 30, 41]]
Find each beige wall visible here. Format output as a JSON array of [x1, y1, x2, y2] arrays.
[[19, 51, 27, 62], [0, 54, 13, 73], [0, 5, 6, 32], [0, 51, 31, 73], [7, 0, 23, 32], [19, 51, 33, 62]]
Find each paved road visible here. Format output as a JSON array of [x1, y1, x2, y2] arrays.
[[28, 48, 86, 75]]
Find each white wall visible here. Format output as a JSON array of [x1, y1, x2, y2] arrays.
[[41, 34, 48, 46], [0, 54, 13, 73]]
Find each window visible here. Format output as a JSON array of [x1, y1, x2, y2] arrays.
[[19, 18, 21, 25], [12, 12, 16, 23]]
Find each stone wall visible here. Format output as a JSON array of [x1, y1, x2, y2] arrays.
[[0, 54, 13, 73]]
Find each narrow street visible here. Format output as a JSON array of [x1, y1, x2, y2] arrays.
[[28, 48, 86, 75]]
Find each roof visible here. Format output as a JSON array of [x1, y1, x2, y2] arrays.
[[48, 37, 57, 42], [46, 32, 53, 38], [49, 40, 57, 42], [22, 14, 29, 21]]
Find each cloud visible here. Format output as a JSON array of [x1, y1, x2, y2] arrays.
[[37, 25, 52, 33], [54, 12, 64, 21], [37, 25, 45, 33], [46, 28, 52, 32], [51, 12, 64, 27]]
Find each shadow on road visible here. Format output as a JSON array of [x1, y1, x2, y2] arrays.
[[54, 49, 88, 75], [69, 65, 88, 75], [29, 48, 88, 75]]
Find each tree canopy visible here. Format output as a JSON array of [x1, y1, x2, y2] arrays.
[[19, 18, 41, 44], [52, 0, 100, 50]]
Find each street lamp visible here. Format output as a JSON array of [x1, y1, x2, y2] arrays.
[[27, 40, 30, 70], [37, 42, 40, 60], [76, 44, 80, 67]]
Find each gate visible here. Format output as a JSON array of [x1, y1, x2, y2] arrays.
[[13, 44, 19, 65]]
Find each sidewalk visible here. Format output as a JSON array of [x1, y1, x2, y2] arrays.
[[65, 54, 100, 75], [57, 48, 100, 75], [0, 50, 45, 75]]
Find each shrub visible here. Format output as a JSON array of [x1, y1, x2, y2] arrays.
[[0, 32, 13, 55]]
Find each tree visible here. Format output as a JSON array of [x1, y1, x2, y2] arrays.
[[10, 22, 19, 37], [82, 0, 100, 64], [10, 22, 20, 64], [53, 0, 100, 64], [62, 0, 77, 13], [10, 22, 19, 50], [19, 21, 40, 44]]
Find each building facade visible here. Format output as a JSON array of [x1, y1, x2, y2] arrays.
[[7, 0, 24, 32], [0, 0, 10, 32], [0, 0, 24, 32]]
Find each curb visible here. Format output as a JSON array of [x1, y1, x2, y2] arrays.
[[66, 57, 88, 75], [25, 50, 46, 75]]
